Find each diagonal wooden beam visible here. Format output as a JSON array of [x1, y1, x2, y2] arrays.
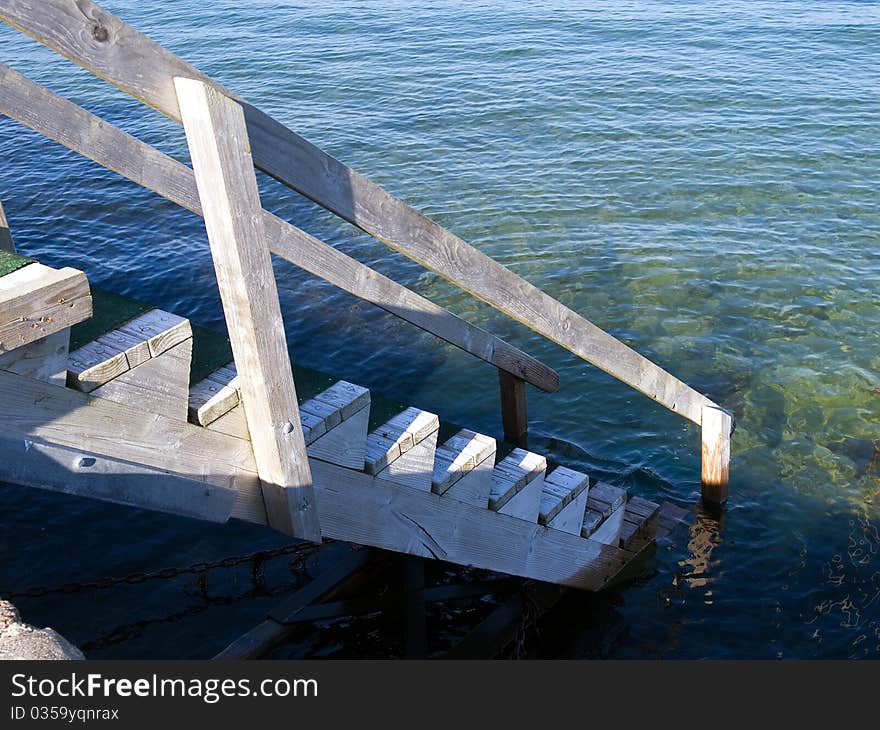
[[175, 77, 320, 542], [0, 63, 557, 393], [0, 0, 717, 425]]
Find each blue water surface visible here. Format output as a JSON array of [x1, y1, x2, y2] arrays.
[[1, 1, 879, 658]]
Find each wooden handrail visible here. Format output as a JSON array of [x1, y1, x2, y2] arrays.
[[0, 0, 719, 427], [0, 63, 558, 394]]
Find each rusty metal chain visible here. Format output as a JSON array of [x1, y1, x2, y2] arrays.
[[2, 542, 322, 600]]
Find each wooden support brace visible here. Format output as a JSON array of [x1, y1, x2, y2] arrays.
[[701, 404, 732, 505], [498, 369, 528, 447], [175, 77, 320, 542]]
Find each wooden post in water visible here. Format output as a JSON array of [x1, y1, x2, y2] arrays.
[[701, 404, 732, 505], [175, 77, 321, 543], [0, 198, 14, 252], [498, 370, 528, 447]]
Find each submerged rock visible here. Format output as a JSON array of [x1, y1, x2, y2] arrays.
[[0, 600, 84, 660]]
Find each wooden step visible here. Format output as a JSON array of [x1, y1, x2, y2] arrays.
[[539, 466, 590, 536], [585, 483, 628, 546], [302, 381, 370, 470], [488, 448, 547, 522], [67, 309, 192, 420], [366, 407, 439, 491], [198, 374, 372, 470], [188, 363, 239, 425], [431, 429, 496, 507], [0, 261, 92, 354], [619, 496, 661, 551]]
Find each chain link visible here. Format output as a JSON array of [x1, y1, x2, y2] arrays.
[[2, 542, 322, 600]]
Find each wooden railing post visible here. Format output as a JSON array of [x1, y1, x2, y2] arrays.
[[498, 370, 528, 447], [701, 404, 732, 505], [0, 198, 14, 252], [175, 77, 321, 542]]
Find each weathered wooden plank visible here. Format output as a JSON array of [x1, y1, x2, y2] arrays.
[[301, 459, 631, 590], [498, 370, 528, 446], [440, 452, 494, 508], [547, 484, 590, 536], [590, 503, 626, 546], [188, 364, 240, 426], [0, 62, 558, 394], [431, 429, 496, 495], [0, 198, 13, 252], [306, 405, 369, 470], [701, 404, 732, 504], [0, 370, 636, 590], [96, 327, 151, 369], [117, 309, 190, 358], [91, 337, 192, 420], [0, 327, 69, 384], [207, 403, 250, 440], [175, 77, 319, 542], [581, 509, 603, 538], [375, 431, 438, 492], [488, 448, 547, 512], [496, 472, 544, 522], [0, 438, 235, 523], [312, 380, 370, 421], [0, 262, 92, 354], [365, 408, 439, 475], [538, 466, 589, 525], [587, 483, 627, 518], [67, 336, 130, 392], [0, 370, 257, 497]]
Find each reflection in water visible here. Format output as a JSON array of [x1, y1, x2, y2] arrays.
[[811, 511, 880, 656], [678, 505, 725, 594]]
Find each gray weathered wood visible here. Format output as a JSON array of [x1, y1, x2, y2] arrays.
[[590, 503, 626, 546], [0, 438, 235, 522], [0, 0, 712, 421], [117, 308, 190, 358], [0, 262, 92, 354], [547, 484, 589, 536], [488, 448, 546, 512], [175, 77, 319, 542], [0, 62, 557, 394], [0, 327, 69, 384], [0, 369, 636, 590], [0, 369, 255, 501], [306, 405, 369, 470], [375, 431, 438, 492], [188, 364, 240, 426], [91, 337, 192, 420], [701, 404, 731, 504], [0, 198, 13, 252]]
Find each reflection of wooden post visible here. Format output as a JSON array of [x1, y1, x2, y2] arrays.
[[175, 77, 321, 543], [498, 370, 528, 446], [701, 405, 732, 505], [0, 199, 14, 252]]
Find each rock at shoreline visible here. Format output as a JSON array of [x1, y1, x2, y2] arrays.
[[0, 600, 84, 660]]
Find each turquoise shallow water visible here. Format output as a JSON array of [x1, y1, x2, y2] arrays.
[[1, 0, 879, 658]]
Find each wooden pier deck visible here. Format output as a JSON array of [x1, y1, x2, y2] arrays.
[[0, 0, 732, 607]]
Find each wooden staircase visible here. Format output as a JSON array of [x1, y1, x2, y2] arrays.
[[0, 0, 727, 594], [0, 266, 661, 589]]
